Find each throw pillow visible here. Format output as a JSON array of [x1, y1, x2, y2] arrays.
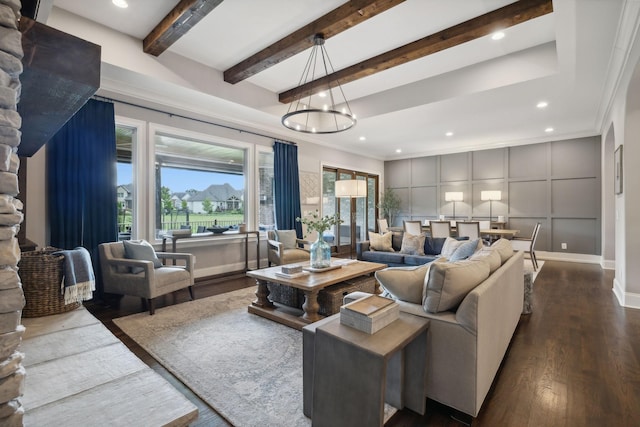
[[368, 231, 394, 252], [123, 239, 163, 274], [424, 237, 447, 255], [422, 259, 490, 313], [449, 239, 480, 262], [491, 238, 514, 263], [400, 232, 426, 256], [470, 247, 502, 273], [375, 263, 431, 304], [275, 230, 298, 249], [440, 237, 464, 258]]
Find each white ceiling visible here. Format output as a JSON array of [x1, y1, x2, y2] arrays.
[[48, 0, 630, 160]]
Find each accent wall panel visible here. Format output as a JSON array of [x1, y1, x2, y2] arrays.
[[551, 137, 600, 178], [552, 218, 598, 254], [551, 178, 600, 217], [411, 186, 437, 217], [473, 148, 505, 180], [509, 181, 547, 216], [509, 143, 547, 179], [385, 159, 411, 188], [440, 152, 468, 182], [411, 157, 437, 186]]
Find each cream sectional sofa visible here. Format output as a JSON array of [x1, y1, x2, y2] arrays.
[[345, 240, 524, 418]]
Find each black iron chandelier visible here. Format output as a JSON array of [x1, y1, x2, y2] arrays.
[[281, 34, 356, 134]]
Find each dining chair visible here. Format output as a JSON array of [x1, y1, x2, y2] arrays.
[[511, 223, 541, 270], [456, 221, 480, 240], [403, 220, 423, 236], [429, 221, 452, 238], [377, 218, 389, 234]]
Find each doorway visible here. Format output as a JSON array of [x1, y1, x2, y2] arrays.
[[322, 167, 379, 256]]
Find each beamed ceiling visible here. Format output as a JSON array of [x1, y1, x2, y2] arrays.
[[46, 0, 634, 159]]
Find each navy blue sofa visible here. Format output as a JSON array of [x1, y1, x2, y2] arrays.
[[356, 232, 448, 267]]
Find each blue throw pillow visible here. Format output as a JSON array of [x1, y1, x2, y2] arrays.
[[449, 239, 480, 261], [123, 240, 163, 273], [424, 237, 447, 255]]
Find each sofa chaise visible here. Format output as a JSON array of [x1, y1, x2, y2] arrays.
[[346, 239, 524, 418]]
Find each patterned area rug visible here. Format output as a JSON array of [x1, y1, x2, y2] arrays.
[[114, 287, 396, 426]]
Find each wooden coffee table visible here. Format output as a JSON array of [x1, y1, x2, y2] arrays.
[[247, 259, 387, 330]]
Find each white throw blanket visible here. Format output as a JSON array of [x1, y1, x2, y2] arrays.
[[55, 247, 96, 304]]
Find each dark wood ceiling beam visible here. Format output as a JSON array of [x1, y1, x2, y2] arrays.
[[143, 0, 224, 56], [223, 0, 406, 84], [279, 0, 553, 104]]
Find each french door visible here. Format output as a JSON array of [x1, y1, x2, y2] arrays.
[[322, 167, 379, 256]]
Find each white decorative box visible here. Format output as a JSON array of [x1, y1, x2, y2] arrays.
[[339, 295, 399, 334]]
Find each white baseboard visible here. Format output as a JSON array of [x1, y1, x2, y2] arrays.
[[535, 251, 602, 264], [613, 277, 640, 309], [601, 259, 615, 270], [194, 258, 267, 279]]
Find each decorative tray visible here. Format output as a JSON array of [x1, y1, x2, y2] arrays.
[[302, 264, 342, 273]]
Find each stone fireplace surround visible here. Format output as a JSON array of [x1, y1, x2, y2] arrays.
[[0, 0, 27, 425]]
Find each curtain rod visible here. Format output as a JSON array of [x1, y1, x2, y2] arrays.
[[92, 95, 297, 146]]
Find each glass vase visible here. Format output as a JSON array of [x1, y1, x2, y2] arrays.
[[310, 234, 331, 269]]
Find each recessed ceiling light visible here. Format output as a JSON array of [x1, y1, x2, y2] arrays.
[[537, 101, 548, 109], [445, 132, 453, 137], [395, 149, 402, 153], [318, 91, 327, 98], [491, 31, 505, 40], [112, 0, 128, 8], [359, 136, 366, 141], [545, 127, 554, 133]]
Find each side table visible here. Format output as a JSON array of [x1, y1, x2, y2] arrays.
[[305, 312, 430, 427]]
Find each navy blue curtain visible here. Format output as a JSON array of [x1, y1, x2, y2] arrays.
[[47, 99, 118, 298], [273, 141, 302, 237]]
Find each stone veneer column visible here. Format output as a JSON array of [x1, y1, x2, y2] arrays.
[[0, 0, 25, 426]]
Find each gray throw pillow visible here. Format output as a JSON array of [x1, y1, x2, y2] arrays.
[[375, 263, 431, 304], [123, 239, 162, 273], [470, 247, 502, 273], [449, 239, 480, 261], [275, 230, 298, 249], [422, 259, 490, 313], [368, 231, 394, 252], [400, 232, 426, 256], [491, 238, 514, 263]]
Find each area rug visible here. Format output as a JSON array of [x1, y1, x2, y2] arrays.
[[524, 259, 545, 282], [113, 287, 395, 426]]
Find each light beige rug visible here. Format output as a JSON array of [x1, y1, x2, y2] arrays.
[[114, 287, 397, 427]]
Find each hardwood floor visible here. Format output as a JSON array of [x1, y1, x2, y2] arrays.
[[86, 261, 640, 426]]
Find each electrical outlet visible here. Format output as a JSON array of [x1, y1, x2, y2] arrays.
[[561, 243, 567, 250]]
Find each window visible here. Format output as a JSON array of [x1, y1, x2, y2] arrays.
[[152, 129, 248, 239], [258, 149, 275, 231], [115, 123, 137, 240]]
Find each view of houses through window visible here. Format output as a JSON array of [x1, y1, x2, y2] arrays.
[[115, 122, 275, 241]]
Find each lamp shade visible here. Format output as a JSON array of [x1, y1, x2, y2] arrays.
[[335, 179, 367, 198], [481, 190, 502, 201], [445, 191, 463, 202]]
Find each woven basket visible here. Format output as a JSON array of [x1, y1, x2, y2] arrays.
[[18, 247, 81, 318]]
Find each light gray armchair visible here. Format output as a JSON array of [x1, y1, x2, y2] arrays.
[[98, 241, 195, 315], [267, 230, 310, 266]]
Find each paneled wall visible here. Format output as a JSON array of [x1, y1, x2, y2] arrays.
[[384, 137, 601, 254]]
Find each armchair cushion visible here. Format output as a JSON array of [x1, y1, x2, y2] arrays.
[[274, 230, 298, 249], [123, 240, 162, 273], [368, 231, 394, 252]]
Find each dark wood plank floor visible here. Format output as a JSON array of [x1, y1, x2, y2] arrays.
[[87, 261, 640, 426]]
